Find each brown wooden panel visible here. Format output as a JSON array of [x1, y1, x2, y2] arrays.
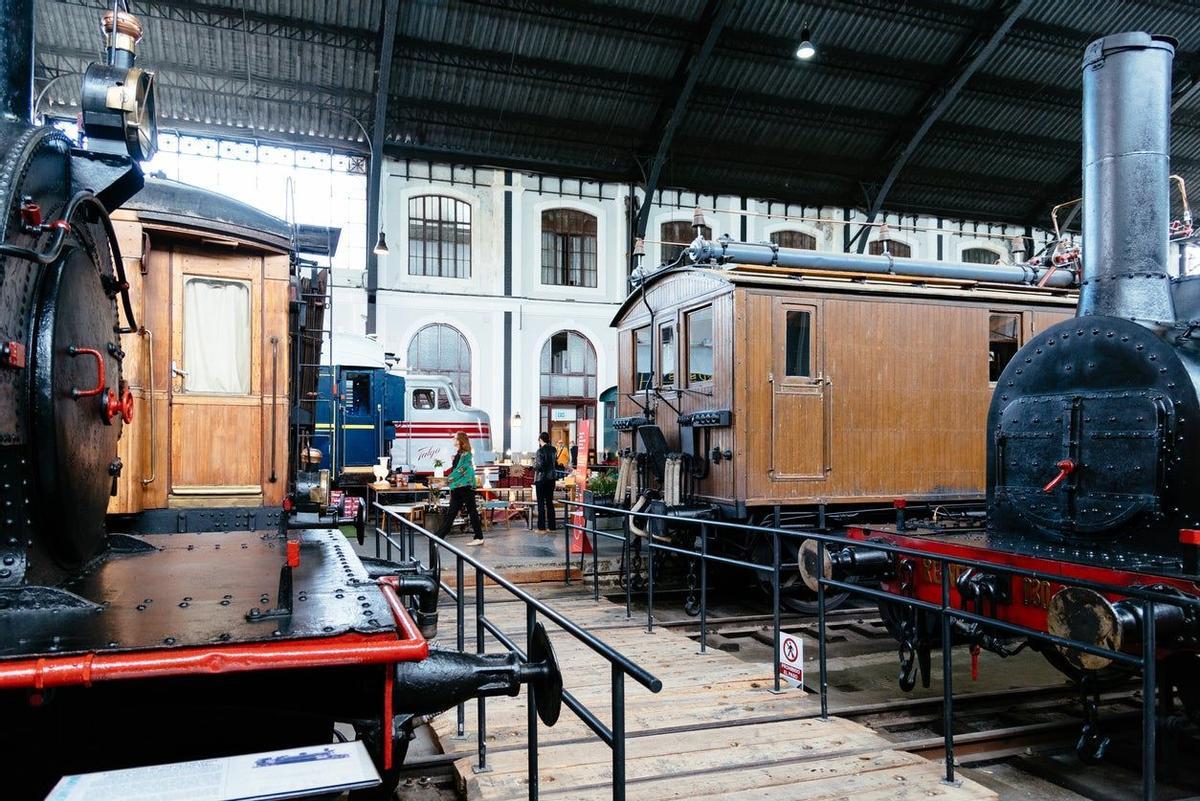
[[171, 402, 262, 488], [262, 277, 289, 503]]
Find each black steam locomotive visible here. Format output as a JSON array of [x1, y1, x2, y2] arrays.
[[0, 4, 560, 797], [802, 32, 1200, 718]]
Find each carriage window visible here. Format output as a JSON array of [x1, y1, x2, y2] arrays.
[[634, 327, 652, 391], [660, 324, 676, 387], [437, 389, 451, 410], [687, 306, 714, 384], [989, 313, 1021, 382], [182, 277, 251, 394], [785, 311, 811, 377], [412, 389, 435, 410]]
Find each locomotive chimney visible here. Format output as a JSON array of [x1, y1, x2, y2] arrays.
[[1079, 32, 1177, 324], [0, 0, 35, 122]]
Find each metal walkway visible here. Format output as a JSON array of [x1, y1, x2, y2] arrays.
[[429, 592, 996, 801]]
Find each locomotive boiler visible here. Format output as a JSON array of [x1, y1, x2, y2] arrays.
[[0, 4, 561, 797], [800, 32, 1200, 726]]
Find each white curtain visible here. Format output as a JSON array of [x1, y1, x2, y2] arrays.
[[183, 278, 251, 394]]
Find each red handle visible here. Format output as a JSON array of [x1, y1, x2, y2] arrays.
[[68, 346, 105, 399], [1042, 458, 1076, 493], [102, 381, 134, 425]]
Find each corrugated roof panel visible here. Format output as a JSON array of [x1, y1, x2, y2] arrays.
[[29, 0, 1200, 225]]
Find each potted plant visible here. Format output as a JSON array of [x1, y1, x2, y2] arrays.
[[432, 458, 445, 479], [583, 470, 618, 508]]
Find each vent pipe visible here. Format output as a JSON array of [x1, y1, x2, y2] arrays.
[[1079, 32, 1176, 324], [0, 0, 34, 122]]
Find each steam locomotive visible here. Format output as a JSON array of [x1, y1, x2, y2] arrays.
[[0, 4, 560, 797], [798, 32, 1200, 731]]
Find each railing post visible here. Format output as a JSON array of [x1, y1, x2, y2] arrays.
[[456, 553, 466, 738], [940, 560, 956, 786], [612, 664, 626, 801], [772, 527, 781, 693], [592, 515, 600, 602], [563, 506, 571, 584], [374, 506, 381, 559], [817, 538, 828, 719], [1143, 598, 1157, 801], [385, 513, 393, 561], [646, 539, 655, 633], [475, 568, 489, 773], [623, 513, 632, 619], [699, 522, 708, 654], [527, 606, 539, 801]]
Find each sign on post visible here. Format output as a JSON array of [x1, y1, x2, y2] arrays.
[[779, 631, 804, 686], [569, 419, 592, 555]]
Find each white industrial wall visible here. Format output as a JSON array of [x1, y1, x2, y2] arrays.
[[331, 158, 1058, 455]]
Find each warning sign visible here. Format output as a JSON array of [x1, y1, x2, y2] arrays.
[[779, 632, 804, 686]]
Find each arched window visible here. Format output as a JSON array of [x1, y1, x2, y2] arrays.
[[541, 209, 597, 287], [407, 324, 472, 404], [868, 239, 912, 258], [962, 247, 1001, 265], [661, 220, 711, 265], [540, 330, 597, 400], [408, 195, 471, 278], [770, 230, 817, 250]]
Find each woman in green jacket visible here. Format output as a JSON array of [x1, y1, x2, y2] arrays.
[[436, 431, 484, 544]]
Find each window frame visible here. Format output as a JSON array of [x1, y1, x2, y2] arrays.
[[407, 194, 472, 279], [769, 230, 817, 251], [406, 323, 472, 405], [988, 311, 1024, 385], [660, 220, 712, 265], [541, 208, 598, 288], [180, 275, 253, 396], [658, 322, 677, 389], [684, 303, 715, 387], [962, 246, 1003, 265], [868, 238, 912, 258], [632, 326, 652, 393], [540, 330, 598, 400], [775, 303, 819, 387]]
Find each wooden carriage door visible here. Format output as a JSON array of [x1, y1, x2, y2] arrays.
[[770, 299, 828, 480], [168, 250, 263, 497]]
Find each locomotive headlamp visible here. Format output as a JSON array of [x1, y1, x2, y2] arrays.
[[80, 11, 157, 162]]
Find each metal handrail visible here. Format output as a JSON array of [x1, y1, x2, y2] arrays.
[[560, 497, 1170, 801], [372, 501, 661, 801]]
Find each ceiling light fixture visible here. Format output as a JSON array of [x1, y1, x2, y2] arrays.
[[796, 26, 816, 60], [373, 230, 389, 255]]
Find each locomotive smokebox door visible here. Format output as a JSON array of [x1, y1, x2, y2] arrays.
[[29, 215, 126, 576], [988, 315, 1200, 550]]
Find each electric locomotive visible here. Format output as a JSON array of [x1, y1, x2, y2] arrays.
[[800, 32, 1200, 730], [0, 5, 560, 797]]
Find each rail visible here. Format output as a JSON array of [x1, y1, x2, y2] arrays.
[[561, 498, 1190, 801], [372, 502, 662, 801]]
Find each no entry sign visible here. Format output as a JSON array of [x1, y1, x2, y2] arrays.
[[779, 631, 804, 686]]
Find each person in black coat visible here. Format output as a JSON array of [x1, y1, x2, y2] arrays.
[[532, 431, 558, 532]]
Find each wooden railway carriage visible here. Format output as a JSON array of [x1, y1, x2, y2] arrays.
[[613, 262, 1076, 521], [105, 177, 299, 528]]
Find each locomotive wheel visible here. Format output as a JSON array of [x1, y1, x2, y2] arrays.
[[749, 534, 849, 615]]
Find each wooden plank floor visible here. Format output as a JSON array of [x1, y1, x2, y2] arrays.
[[426, 592, 995, 801]]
